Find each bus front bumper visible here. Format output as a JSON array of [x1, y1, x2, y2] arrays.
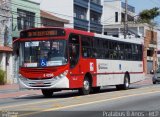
[[18, 75, 69, 89]]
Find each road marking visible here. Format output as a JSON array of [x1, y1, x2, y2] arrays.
[[0, 97, 75, 110], [19, 90, 160, 117], [54, 104, 63, 108], [44, 90, 160, 111]]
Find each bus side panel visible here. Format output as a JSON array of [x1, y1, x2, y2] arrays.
[[96, 59, 144, 86], [80, 58, 97, 87], [69, 74, 84, 89], [96, 59, 124, 86], [69, 58, 97, 88]]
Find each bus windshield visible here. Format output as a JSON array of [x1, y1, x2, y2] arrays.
[[19, 40, 68, 67]]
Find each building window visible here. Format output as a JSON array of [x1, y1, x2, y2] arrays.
[[17, 9, 35, 30], [115, 12, 118, 22], [90, 0, 101, 5], [74, 5, 87, 20], [90, 11, 101, 24]]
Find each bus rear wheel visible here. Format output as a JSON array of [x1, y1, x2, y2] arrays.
[[153, 81, 157, 84], [41, 89, 54, 98], [79, 77, 91, 95], [116, 74, 130, 90]]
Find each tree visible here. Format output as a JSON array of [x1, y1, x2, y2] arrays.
[[138, 7, 160, 25]]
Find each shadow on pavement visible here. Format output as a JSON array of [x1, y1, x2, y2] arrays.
[[15, 86, 138, 100]]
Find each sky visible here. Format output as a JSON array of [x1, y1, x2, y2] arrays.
[[32, 0, 160, 25], [123, 0, 160, 25], [123, 0, 160, 13]]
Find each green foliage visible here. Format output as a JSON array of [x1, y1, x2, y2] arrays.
[[0, 69, 6, 85], [138, 7, 160, 24]]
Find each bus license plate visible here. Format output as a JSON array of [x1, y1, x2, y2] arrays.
[[35, 81, 44, 86]]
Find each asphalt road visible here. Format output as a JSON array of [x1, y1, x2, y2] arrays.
[[0, 84, 160, 117]]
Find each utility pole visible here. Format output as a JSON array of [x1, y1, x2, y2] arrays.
[[88, 0, 91, 32], [124, 0, 128, 39]]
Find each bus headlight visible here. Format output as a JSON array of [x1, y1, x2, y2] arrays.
[[54, 70, 68, 80], [62, 70, 68, 76]]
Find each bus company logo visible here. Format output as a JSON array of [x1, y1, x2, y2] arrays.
[[98, 63, 108, 70]]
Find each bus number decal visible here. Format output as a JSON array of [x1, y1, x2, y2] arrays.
[[90, 62, 94, 71], [43, 73, 54, 78]]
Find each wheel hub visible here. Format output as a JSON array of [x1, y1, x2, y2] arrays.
[[84, 80, 90, 90], [125, 78, 129, 87]]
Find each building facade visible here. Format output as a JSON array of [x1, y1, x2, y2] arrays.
[[12, 0, 41, 39], [103, 0, 136, 37], [41, 0, 103, 34], [103, 0, 135, 26], [156, 28, 160, 67], [0, 0, 13, 84], [40, 10, 69, 27], [144, 27, 157, 74]]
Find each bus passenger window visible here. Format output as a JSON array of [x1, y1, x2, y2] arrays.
[[81, 36, 93, 58]]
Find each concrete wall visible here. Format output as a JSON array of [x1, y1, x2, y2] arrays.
[[0, 0, 13, 84]]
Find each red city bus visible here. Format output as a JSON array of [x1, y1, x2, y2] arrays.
[[16, 27, 144, 97]]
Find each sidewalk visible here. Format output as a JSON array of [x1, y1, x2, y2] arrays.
[[134, 74, 153, 85], [0, 84, 19, 93], [0, 84, 41, 99]]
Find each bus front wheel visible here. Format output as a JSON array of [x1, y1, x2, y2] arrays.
[[41, 89, 53, 98], [79, 77, 91, 95]]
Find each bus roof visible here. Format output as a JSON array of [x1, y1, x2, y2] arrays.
[[65, 28, 143, 45], [20, 27, 143, 45], [64, 28, 94, 37]]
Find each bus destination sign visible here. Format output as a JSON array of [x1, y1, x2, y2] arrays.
[[28, 30, 57, 37], [20, 28, 65, 38]]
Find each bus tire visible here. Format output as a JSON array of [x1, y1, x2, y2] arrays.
[[116, 74, 130, 90], [153, 81, 157, 84], [79, 77, 91, 95], [41, 89, 53, 98]]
